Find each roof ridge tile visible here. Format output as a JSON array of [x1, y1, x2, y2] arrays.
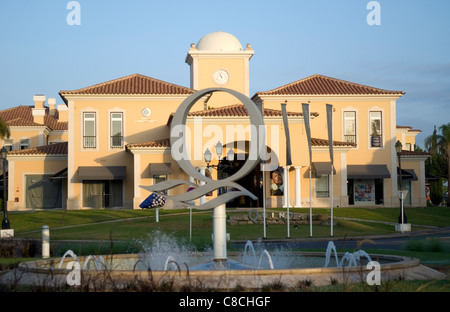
[[254, 74, 405, 96]]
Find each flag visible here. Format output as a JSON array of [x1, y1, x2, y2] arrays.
[[281, 103, 292, 166], [326, 104, 334, 165], [140, 193, 166, 209], [302, 103, 312, 163]]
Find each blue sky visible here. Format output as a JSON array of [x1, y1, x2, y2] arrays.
[[0, 0, 449, 147]]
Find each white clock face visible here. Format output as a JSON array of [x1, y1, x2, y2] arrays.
[[213, 69, 229, 85]]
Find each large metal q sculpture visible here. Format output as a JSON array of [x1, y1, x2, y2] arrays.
[[141, 88, 266, 263]]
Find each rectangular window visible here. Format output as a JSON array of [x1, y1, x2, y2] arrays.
[[153, 175, 167, 195], [4, 139, 13, 151], [369, 111, 382, 147], [343, 111, 356, 144], [19, 139, 30, 150], [83, 112, 96, 148], [315, 175, 329, 197], [83, 180, 123, 208], [110, 112, 123, 148]]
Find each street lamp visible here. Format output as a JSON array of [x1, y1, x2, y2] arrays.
[[203, 141, 233, 194], [395, 140, 407, 224], [1, 146, 10, 230], [204, 148, 212, 166], [203, 141, 232, 263], [226, 147, 235, 161]]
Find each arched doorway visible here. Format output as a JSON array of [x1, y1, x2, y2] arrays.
[[218, 152, 262, 208]]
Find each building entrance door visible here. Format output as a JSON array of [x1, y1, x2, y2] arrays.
[[221, 153, 262, 208], [83, 180, 123, 208]]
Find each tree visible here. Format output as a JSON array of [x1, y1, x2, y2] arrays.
[[0, 116, 10, 212], [0, 116, 10, 141], [438, 123, 450, 206], [425, 123, 450, 206]]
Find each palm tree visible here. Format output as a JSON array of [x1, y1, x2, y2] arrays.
[[439, 123, 450, 206], [0, 116, 10, 173], [0, 116, 10, 215], [425, 123, 450, 206], [0, 116, 10, 141]]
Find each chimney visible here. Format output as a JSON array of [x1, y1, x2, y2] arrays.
[[57, 104, 68, 123], [48, 98, 56, 116], [32, 94, 46, 124]]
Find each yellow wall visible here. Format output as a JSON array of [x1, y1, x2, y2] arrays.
[[7, 156, 67, 211], [67, 97, 188, 209], [196, 58, 246, 94]]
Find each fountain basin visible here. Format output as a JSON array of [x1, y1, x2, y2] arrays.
[[14, 252, 445, 290]]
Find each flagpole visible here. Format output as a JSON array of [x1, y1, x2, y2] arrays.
[[330, 164, 334, 237], [326, 104, 334, 237], [281, 102, 292, 239], [309, 164, 312, 237], [263, 165, 266, 238], [286, 166, 290, 238], [302, 103, 313, 237]]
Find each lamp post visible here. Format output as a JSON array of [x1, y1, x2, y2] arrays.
[[1, 147, 10, 230], [395, 140, 407, 224], [204, 141, 234, 185], [203, 141, 233, 263]]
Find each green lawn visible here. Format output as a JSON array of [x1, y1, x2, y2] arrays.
[[9, 206, 450, 243], [1, 206, 449, 292]]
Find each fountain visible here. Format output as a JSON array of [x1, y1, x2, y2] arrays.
[[11, 232, 447, 290], [339, 252, 358, 267], [258, 250, 275, 270], [324, 241, 339, 268], [82, 255, 106, 270], [6, 88, 447, 289], [243, 240, 257, 267], [57, 250, 78, 268]]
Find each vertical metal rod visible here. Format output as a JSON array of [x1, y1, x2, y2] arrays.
[[263, 169, 266, 238], [309, 164, 312, 237], [189, 206, 192, 241], [213, 203, 227, 261], [330, 164, 334, 237], [286, 166, 290, 238]]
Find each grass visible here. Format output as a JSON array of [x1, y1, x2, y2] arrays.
[[10, 206, 450, 242], [1, 206, 449, 292]]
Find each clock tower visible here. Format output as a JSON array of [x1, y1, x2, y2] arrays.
[[185, 31, 254, 102]]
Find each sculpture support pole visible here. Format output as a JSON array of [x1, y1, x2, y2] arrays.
[[213, 203, 227, 261]]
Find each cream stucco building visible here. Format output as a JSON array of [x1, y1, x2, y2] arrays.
[[2, 31, 430, 211]]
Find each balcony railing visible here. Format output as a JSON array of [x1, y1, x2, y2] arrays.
[[316, 191, 329, 198], [111, 136, 123, 148], [83, 136, 96, 148], [344, 135, 356, 144]]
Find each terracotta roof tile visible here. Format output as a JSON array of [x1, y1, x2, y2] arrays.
[[0, 106, 68, 130], [189, 104, 292, 117], [185, 104, 318, 118], [127, 139, 170, 149], [8, 142, 68, 156], [399, 150, 430, 156], [253, 74, 405, 97], [396, 125, 422, 132], [166, 104, 318, 125], [126, 137, 354, 149], [60, 73, 195, 96], [311, 137, 355, 147]]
